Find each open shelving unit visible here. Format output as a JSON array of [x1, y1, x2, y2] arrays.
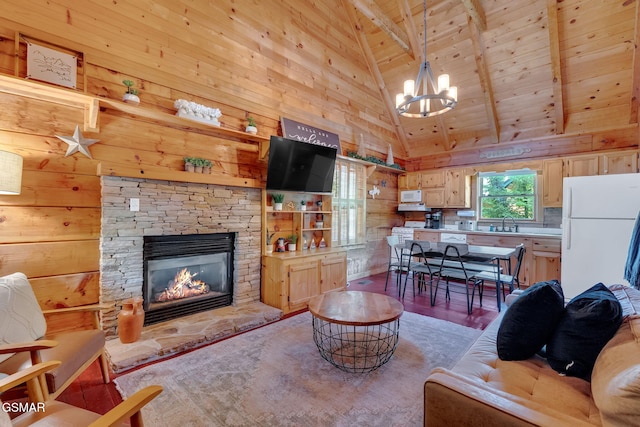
[[262, 190, 334, 255]]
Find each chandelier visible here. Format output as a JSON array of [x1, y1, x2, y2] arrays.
[[395, 0, 457, 118]]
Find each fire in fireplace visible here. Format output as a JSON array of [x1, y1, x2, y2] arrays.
[[142, 233, 235, 325]]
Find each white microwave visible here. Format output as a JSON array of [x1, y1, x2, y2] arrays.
[[400, 190, 422, 203]]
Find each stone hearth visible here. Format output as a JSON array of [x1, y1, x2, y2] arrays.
[[106, 302, 282, 373]]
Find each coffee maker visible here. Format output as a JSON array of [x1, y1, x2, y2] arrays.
[[424, 213, 433, 229], [432, 211, 442, 229], [425, 211, 442, 229]]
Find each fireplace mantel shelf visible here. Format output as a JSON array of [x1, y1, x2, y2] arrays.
[[97, 162, 262, 189]]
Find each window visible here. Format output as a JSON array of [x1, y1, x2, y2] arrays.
[[478, 170, 536, 220], [332, 159, 367, 246]]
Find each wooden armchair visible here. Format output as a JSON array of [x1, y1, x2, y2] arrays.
[[0, 272, 110, 401], [0, 361, 162, 426]]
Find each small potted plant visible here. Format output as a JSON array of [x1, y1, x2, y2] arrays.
[[193, 157, 205, 173], [183, 157, 195, 172], [287, 234, 298, 252], [265, 229, 275, 254], [272, 193, 285, 211], [300, 199, 306, 211], [122, 80, 140, 105], [202, 159, 212, 174], [245, 117, 258, 135]]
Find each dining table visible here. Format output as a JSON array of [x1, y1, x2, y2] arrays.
[[395, 240, 518, 311]]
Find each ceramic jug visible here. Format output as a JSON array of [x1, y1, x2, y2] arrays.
[[118, 297, 145, 343]]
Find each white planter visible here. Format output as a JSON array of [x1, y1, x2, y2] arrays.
[[123, 93, 140, 105], [288, 243, 297, 252], [273, 202, 283, 211], [300, 204, 306, 211], [245, 125, 258, 135]]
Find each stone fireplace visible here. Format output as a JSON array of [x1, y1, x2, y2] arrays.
[[142, 233, 235, 325], [100, 176, 262, 337]]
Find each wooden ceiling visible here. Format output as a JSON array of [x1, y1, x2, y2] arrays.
[[343, 0, 639, 159]]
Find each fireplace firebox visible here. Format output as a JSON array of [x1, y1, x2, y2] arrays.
[[142, 233, 234, 325]]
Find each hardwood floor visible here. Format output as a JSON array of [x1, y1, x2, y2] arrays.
[[54, 271, 501, 415]]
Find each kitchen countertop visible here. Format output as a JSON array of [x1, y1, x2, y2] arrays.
[[414, 228, 562, 239]]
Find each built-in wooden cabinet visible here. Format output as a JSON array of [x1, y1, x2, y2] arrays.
[[530, 238, 562, 284], [444, 169, 471, 208], [262, 190, 333, 253], [542, 150, 639, 207], [599, 151, 639, 175], [398, 168, 469, 208], [542, 159, 564, 207], [261, 250, 347, 313]]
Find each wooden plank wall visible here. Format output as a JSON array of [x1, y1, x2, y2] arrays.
[[0, 1, 402, 332]]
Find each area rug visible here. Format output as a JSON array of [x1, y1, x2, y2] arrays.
[[114, 311, 482, 427]]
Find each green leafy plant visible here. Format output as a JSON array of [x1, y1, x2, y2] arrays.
[[184, 156, 196, 164], [122, 79, 139, 95], [272, 193, 285, 203], [287, 234, 298, 244], [247, 117, 257, 127], [300, 199, 306, 206], [266, 229, 276, 244], [202, 159, 212, 167]]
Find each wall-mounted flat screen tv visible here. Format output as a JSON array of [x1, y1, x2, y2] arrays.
[[266, 136, 337, 193]]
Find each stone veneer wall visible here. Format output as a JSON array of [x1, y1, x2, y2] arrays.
[[100, 176, 262, 337]]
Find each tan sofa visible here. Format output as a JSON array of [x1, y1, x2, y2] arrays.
[[424, 284, 640, 427]]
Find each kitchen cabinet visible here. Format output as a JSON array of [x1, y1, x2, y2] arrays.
[[466, 234, 532, 288], [421, 171, 445, 188], [261, 250, 347, 313], [542, 150, 639, 207], [599, 151, 638, 174], [565, 155, 599, 177], [444, 169, 471, 208], [398, 172, 421, 190], [530, 238, 561, 285], [542, 159, 564, 207]]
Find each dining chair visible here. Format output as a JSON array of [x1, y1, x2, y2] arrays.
[[472, 243, 526, 311], [430, 245, 485, 314], [402, 241, 438, 299], [384, 235, 405, 292], [0, 272, 110, 401], [0, 361, 162, 426]]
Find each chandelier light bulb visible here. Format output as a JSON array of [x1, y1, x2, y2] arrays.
[[403, 80, 415, 97], [448, 86, 458, 102], [438, 74, 450, 93], [420, 98, 429, 113]]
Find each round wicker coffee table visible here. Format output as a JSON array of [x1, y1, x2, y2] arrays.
[[307, 291, 404, 373]]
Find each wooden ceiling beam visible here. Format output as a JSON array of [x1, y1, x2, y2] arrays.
[[547, 0, 565, 133], [460, 0, 487, 31], [467, 15, 500, 143], [341, 0, 410, 155], [348, 0, 415, 59]]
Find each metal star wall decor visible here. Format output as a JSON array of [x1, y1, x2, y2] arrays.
[[55, 125, 100, 159]]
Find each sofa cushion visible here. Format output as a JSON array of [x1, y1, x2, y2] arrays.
[[496, 280, 564, 361], [591, 285, 640, 427], [547, 283, 623, 381]]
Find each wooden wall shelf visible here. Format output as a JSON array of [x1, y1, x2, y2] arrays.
[[337, 154, 405, 177], [0, 74, 269, 154], [99, 99, 269, 153], [0, 74, 99, 132], [97, 162, 262, 189]]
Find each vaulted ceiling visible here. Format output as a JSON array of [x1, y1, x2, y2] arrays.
[[344, 0, 639, 159]]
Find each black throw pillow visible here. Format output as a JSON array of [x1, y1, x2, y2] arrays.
[[546, 283, 622, 381], [496, 280, 564, 361]]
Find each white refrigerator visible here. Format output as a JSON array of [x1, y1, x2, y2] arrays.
[[561, 173, 640, 299]]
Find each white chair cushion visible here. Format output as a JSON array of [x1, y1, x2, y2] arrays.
[[0, 273, 47, 364]]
